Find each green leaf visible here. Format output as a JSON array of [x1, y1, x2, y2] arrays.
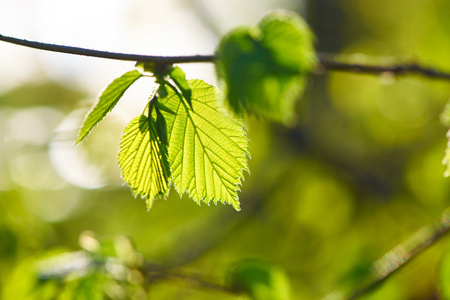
[[118, 114, 170, 209], [76, 70, 142, 144], [159, 79, 249, 211], [216, 10, 316, 123], [169, 66, 192, 108], [258, 10, 316, 74], [1, 250, 66, 300], [227, 261, 292, 300], [59, 274, 104, 300], [155, 106, 168, 147], [135, 61, 154, 73], [157, 83, 169, 99]]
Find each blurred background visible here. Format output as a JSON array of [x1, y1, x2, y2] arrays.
[[1, 0, 450, 299]]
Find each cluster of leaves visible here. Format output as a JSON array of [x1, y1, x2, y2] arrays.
[[75, 10, 316, 210], [3, 231, 293, 300], [2, 233, 147, 300], [7, 5, 450, 300]]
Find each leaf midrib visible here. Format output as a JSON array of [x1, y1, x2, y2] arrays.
[[172, 92, 239, 201]]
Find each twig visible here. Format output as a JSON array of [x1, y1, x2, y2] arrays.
[[2, 33, 450, 80], [317, 53, 450, 80], [325, 208, 450, 300], [0, 33, 215, 64]]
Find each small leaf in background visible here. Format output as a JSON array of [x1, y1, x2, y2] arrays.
[[1, 251, 66, 300], [227, 260, 292, 300], [118, 113, 170, 209], [58, 274, 104, 300], [169, 66, 192, 108], [216, 10, 316, 123], [76, 70, 142, 144], [159, 79, 249, 211], [258, 10, 316, 74]]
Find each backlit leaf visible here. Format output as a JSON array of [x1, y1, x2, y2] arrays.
[[227, 261, 292, 300], [59, 274, 104, 300], [159, 79, 249, 211], [76, 70, 142, 144], [258, 10, 316, 74], [216, 10, 316, 123], [118, 114, 170, 208], [169, 66, 192, 108]]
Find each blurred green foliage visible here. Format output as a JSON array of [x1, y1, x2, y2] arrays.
[[217, 10, 316, 123], [227, 260, 292, 300], [2, 0, 450, 299]]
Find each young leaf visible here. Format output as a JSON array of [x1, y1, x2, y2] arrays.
[[258, 10, 316, 74], [169, 66, 192, 108], [59, 274, 104, 300], [216, 10, 316, 123], [159, 79, 249, 211], [155, 106, 168, 147], [227, 261, 292, 300], [118, 114, 170, 209], [76, 70, 142, 144]]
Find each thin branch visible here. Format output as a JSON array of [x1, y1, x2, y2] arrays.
[[2, 34, 450, 80], [317, 53, 450, 80], [325, 208, 450, 300], [0, 33, 215, 64]]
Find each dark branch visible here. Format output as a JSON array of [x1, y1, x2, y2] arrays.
[[0, 33, 215, 64], [317, 53, 450, 80], [2, 33, 450, 80]]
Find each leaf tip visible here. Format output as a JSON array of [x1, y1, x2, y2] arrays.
[[74, 137, 83, 146]]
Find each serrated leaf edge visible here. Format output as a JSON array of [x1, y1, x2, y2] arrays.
[[166, 79, 250, 211]]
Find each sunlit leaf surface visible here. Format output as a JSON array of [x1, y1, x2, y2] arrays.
[[118, 114, 170, 208], [169, 66, 192, 108], [159, 79, 249, 210]]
